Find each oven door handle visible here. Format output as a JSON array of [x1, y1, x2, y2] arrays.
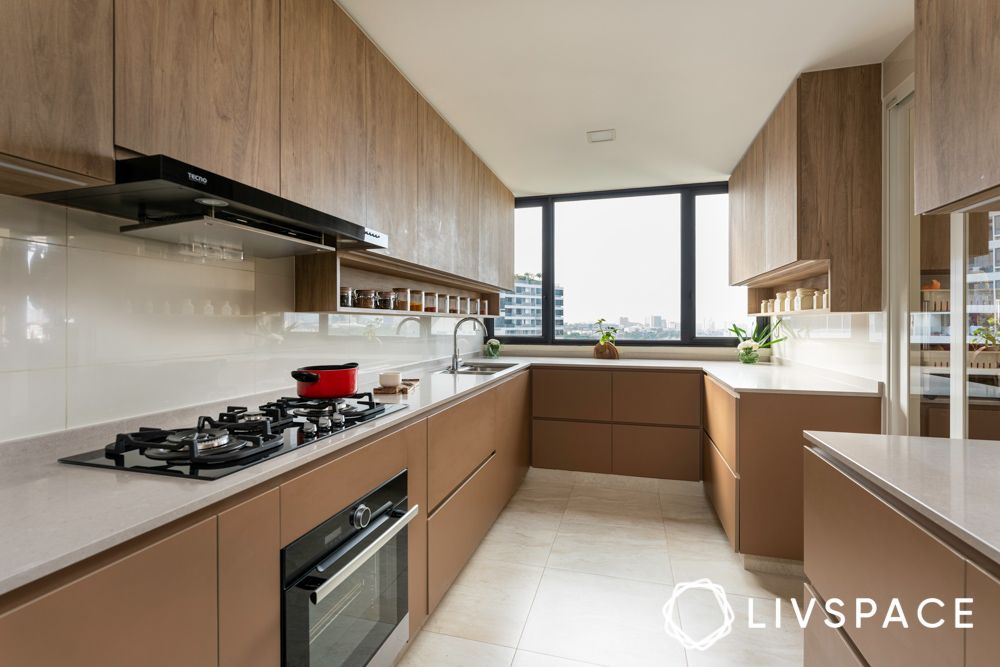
[[308, 504, 419, 605]]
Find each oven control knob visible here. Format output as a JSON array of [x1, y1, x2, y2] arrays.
[[351, 504, 372, 529]]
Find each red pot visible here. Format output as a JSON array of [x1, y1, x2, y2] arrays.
[[291, 363, 359, 399]]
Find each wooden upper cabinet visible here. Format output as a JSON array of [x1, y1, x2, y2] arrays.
[[280, 0, 366, 223], [365, 41, 420, 261], [115, 0, 280, 193], [915, 0, 1000, 213], [417, 98, 459, 273], [496, 180, 516, 292], [454, 140, 482, 280], [728, 65, 882, 313], [0, 0, 114, 192], [0, 518, 218, 666], [477, 162, 502, 287]]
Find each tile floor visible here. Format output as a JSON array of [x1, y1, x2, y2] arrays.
[[399, 468, 805, 667]]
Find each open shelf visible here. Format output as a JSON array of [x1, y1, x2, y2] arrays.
[[750, 308, 831, 318], [332, 307, 496, 319]]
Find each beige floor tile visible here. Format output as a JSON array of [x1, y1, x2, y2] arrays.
[[659, 491, 717, 521], [547, 518, 672, 584], [669, 553, 805, 602], [563, 485, 662, 526], [569, 471, 664, 493], [476, 512, 559, 567], [398, 631, 515, 667], [512, 650, 606, 667], [524, 467, 583, 486], [663, 519, 734, 560], [502, 499, 567, 531], [423, 555, 544, 647], [513, 479, 575, 505], [518, 569, 687, 667], [656, 478, 705, 497], [677, 589, 802, 667]]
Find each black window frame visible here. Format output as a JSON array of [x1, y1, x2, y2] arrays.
[[490, 181, 746, 347]]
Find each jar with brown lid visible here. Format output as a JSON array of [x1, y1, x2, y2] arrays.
[[376, 290, 395, 310], [355, 289, 376, 309], [339, 287, 353, 308]]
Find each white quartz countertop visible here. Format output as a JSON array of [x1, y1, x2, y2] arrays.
[[0, 357, 879, 597], [804, 431, 1000, 565]]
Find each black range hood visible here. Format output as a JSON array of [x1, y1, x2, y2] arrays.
[[32, 155, 387, 258]]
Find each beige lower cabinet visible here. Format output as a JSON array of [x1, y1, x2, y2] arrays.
[[428, 388, 497, 510], [966, 561, 1000, 666], [612, 424, 700, 480], [495, 371, 531, 498], [804, 449, 965, 666], [0, 518, 219, 666], [702, 434, 738, 549], [218, 489, 280, 667], [803, 583, 866, 667]]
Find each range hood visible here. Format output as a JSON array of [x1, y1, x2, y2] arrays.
[[31, 155, 387, 258]]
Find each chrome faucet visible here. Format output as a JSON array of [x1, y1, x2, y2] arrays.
[[450, 317, 487, 372]]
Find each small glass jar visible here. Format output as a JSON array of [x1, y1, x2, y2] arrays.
[[339, 287, 353, 308], [409, 291, 423, 312], [448, 295, 459, 314], [376, 290, 395, 310], [393, 288, 409, 312], [438, 294, 449, 314], [423, 291, 437, 313], [480, 299, 489, 316], [766, 298, 775, 313], [471, 298, 480, 315], [794, 288, 816, 311], [760, 299, 768, 314], [822, 288, 830, 309], [355, 289, 376, 309]]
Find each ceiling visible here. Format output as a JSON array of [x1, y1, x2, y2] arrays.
[[339, 0, 913, 196]]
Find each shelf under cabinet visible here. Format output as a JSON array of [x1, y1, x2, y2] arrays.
[[751, 308, 831, 317], [332, 307, 496, 319]]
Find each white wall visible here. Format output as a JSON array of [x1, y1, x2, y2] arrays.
[[769, 312, 885, 382], [0, 194, 482, 443]]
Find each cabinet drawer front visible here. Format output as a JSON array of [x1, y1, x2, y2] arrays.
[[495, 372, 531, 500], [532, 419, 612, 473], [703, 375, 737, 468], [702, 435, 738, 549], [428, 389, 497, 510], [427, 453, 503, 612], [612, 424, 700, 481], [803, 583, 866, 667], [612, 371, 701, 426], [280, 421, 418, 545], [532, 369, 612, 421], [0, 518, 218, 667], [803, 449, 965, 667], [966, 561, 1000, 666]]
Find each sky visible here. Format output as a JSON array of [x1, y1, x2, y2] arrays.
[[513, 193, 747, 331]]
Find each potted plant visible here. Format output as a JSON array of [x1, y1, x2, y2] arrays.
[[728, 319, 785, 364], [971, 316, 1000, 369], [593, 318, 620, 359]]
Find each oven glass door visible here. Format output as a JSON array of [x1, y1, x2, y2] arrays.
[[284, 514, 410, 667]]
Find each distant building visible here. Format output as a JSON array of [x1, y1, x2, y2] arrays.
[[495, 273, 565, 337]]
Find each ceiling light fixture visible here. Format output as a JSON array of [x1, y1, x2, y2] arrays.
[[586, 129, 616, 143]]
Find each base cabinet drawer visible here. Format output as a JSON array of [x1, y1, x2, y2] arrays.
[[612, 371, 702, 426], [967, 561, 1000, 666], [804, 449, 965, 667], [532, 419, 612, 473], [0, 518, 219, 667], [533, 369, 612, 421], [427, 453, 503, 612], [702, 434, 738, 549], [612, 424, 700, 480], [703, 375, 737, 468], [428, 389, 497, 510], [804, 583, 867, 667]]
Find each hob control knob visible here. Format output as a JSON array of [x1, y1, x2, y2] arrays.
[[351, 504, 372, 528]]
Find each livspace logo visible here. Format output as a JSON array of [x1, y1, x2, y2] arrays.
[[663, 579, 974, 651]]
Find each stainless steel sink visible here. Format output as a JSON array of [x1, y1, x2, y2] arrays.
[[439, 362, 517, 375]]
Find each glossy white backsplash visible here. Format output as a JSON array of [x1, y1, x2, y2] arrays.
[[0, 194, 483, 443], [770, 312, 885, 382]]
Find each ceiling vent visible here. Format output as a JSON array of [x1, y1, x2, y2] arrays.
[[586, 128, 616, 143]]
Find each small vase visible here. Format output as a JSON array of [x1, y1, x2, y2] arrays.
[[485, 338, 502, 359], [593, 342, 620, 359], [737, 348, 760, 364]]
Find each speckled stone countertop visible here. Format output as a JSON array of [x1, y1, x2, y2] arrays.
[[0, 357, 880, 596], [805, 430, 1000, 565]]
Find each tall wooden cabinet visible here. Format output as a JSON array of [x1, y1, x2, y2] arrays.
[[915, 0, 1000, 214], [280, 0, 367, 224], [0, 0, 114, 193], [728, 65, 882, 314], [417, 97, 460, 274]]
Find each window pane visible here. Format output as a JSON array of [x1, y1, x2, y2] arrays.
[[555, 194, 680, 340], [695, 193, 746, 336], [495, 207, 543, 337]]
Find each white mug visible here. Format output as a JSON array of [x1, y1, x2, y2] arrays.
[[379, 371, 402, 388]]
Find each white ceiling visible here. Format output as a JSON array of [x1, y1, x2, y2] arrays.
[[339, 0, 913, 196]]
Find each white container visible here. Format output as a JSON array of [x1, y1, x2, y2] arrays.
[[378, 371, 402, 388]]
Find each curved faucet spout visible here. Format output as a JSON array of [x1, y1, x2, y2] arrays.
[[451, 317, 487, 372]]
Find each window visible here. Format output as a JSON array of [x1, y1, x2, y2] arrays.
[[493, 182, 744, 345], [695, 193, 747, 336]]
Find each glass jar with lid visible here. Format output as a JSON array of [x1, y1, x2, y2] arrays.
[[423, 291, 437, 313], [393, 288, 409, 311], [480, 299, 489, 316], [339, 287, 353, 308], [376, 290, 395, 310], [448, 295, 459, 314], [355, 289, 376, 309], [409, 291, 423, 312]]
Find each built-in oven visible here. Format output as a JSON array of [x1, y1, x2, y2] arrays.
[[282, 470, 417, 667]]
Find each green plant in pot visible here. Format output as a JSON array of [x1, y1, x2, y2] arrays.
[[593, 318, 620, 359], [728, 319, 784, 364]]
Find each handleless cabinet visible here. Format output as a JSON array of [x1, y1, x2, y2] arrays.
[[115, 0, 280, 193], [280, 0, 367, 223], [532, 369, 613, 421], [0, 0, 114, 193], [966, 561, 1000, 666], [417, 97, 459, 274], [0, 518, 219, 667], [428, 389, 497, 511], [495, 371, 531, 498], [611, 370, 701, 426]]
